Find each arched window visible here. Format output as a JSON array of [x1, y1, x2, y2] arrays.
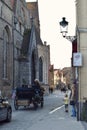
[[3, 26, 10, 79], [39, 57, 43, 82]]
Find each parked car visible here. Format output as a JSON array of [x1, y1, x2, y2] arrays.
[[0, 97, 12, 122]]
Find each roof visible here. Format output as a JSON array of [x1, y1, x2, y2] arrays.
[[34, 26, 43, 45], [19, 26, 43, 62]]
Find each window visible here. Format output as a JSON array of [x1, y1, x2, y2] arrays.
[[39, 57, 43, 82], [3, 26, 11, 79], [3, 29, 8, 78]]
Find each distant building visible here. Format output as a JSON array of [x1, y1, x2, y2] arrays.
[[54, 67, 72, 89], [54, 69, 61, 87], [48, 65, 54, 89], [62, 67, 72, 87]]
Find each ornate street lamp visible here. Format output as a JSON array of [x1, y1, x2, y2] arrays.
[[59, 17, 82, 121], [59, 17, 76, 42], [59, 17, 68, 37]]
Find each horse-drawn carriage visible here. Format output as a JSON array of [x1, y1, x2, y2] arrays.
[[14, 86, 44, 110]]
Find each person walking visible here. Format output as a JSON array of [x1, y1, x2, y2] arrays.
[[70, 82, 76, 117], [64, 93, 69, 112], [0, 90, 1, 96]]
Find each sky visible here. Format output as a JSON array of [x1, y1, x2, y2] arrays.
[[26, 0, 76, 69]]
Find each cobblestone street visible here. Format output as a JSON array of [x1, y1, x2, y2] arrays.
[[0, 90, 86, 130]]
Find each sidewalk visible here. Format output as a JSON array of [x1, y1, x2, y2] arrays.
[[45, 90, 87, 130], [82, 122, 87, 130], [27, 104, 86, 130]]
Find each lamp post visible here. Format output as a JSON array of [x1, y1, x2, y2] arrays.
[[59, 17, 77, 80], [59, 17, 76, 42], [59, 17, 80, 120]]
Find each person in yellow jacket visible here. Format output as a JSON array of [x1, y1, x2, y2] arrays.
[[64, 94, 69, 112]]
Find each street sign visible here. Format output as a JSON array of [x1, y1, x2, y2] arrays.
[[73, 52, 82, 67]]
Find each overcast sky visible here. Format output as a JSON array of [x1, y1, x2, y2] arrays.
[[26, 0, 76, 69]]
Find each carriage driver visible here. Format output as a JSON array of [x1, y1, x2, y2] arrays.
[[33, 79, 45, 95]]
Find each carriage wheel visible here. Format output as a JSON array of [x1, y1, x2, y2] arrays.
[[40, 96, 44, 108], [33, 102, 38, 110]]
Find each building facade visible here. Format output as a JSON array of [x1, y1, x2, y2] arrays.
[[0, 0, 50, 97], [23, 1, 50, 86], [76, 0, 87, 120], [13, 0, 30, 88], [0, 0, 13, 96]]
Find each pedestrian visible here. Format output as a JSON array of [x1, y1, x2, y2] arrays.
[[49, 87, 51, 94], [12, 88, 16, 99], [0, 90, 1, 96], [49, 87, 53, 94], [64, 93, 69, 112], [70, 82, 76, 117], [0, 90, 2, 98]]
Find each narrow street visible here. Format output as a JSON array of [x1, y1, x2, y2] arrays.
[[0, 90, 85, 130]]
